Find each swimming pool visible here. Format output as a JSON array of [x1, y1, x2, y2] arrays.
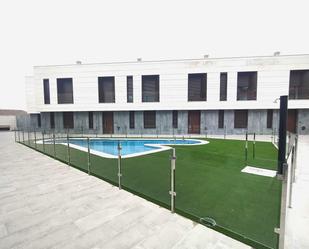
[[50, 138, 208, 158]]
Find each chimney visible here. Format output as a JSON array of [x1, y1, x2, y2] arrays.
[[137, 58, 142, 62], [203, 54, 209, 59], [273, 51, 280, 56], [76, 60, 82, 64]]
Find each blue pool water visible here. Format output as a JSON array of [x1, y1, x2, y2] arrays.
[[65, 139, 201, 156]]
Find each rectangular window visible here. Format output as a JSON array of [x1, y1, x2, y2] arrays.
[[234, 110, 248, 128], [220, 73, 227, 101], [63, 112, 74, 129], [289, 70, 309, 99], [43, 79, 50, 104], [237, 72, 257, 100], [144, 111, 156, 128], [129, 111, 135, 129], [142, 75, 160, 102], [50, 112, 55, 129], [57, 78, 74, 104], [218, 110, 224, 128], [172, 110, 178, 128], [37, 114, 41, 128], [127, 76, 133, 103], [188, 73, 207, 101], [88, 111, 94, 129], [98, 76, 115, 103], [267, 109, 273, 129]]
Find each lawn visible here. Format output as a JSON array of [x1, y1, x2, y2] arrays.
[[21, 137, 281, 249]]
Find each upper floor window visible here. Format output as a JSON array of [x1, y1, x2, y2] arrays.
[[188, 73, 207, 101], [289, 70, 309, 99], [63, 112, 74, 129], [57, 78, 74, 104], [127, 76, 133, 103], [218, 110, 224, 128], [172, 110, 178, 129], [144, 111, 156, 128], [43, 79, 50, 104], [88, 111, 94, 129], [234, 110, 248, 128], [98, 77, 115, 103], [220, 73, 227, 101], [142, 75, 159, 102], [129, 111, 135, 129], [237, 72, 257, 100]]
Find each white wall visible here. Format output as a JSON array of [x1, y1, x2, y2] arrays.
[[26, 54, 309, 113]]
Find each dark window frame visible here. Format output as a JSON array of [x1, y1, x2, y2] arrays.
[[289, 70, 309, 99], [234, 110, 248, 128], [142, 75, 160, 102], [188, 73, 207, 101], [129, 111, 135, 129], [43, 79, 50, 104], [172, 110, 178, 129], [98, 76, 115, 103], [144, 111, 156, 129], [57, 78, 74, 104], [218, 110, 224, 128], [267, 109, 273, 129], [88, 111, 94, 129], [220, 73, 227, 101], [127, 76, 133, 103], [237, 71, 257, 101], [63, 112, 74, 129]]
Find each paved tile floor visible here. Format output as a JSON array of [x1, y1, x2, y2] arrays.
[[0, 132, 249, 249]]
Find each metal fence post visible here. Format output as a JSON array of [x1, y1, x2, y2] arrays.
[[224, 125, 226, 139], [34, 129, 37, 149], [53, 131, 56, 158], [288, 146, 295, 208], [253, 133, 256, 159], [118, 141, 122, 189], [22, 130, 25, 143], [87, 137, 91, 175], [245, 132, 248, 164], [42, 131, 45, 153], [169, 148, 176, 213], [28, 130, 30, 146], [67, 131, 70, 166]]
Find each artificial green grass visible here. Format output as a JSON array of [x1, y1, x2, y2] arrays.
[[21, 138, 280, 249]]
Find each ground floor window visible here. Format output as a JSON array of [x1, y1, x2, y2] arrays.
[[267, 110, 273, 129], [88, 112, 93, 129], [234, 110, 248, 128], [144, 111, 156, 129], [63, 112, 74, 129], [172, 110, 178, 128], [37, 114, 41, 128], [218, 110, 224, 128], [50, 112, 55, 129], [129, 111, 135, 129]]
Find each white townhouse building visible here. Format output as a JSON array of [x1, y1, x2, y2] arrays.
[[21, 54, 309, 135]]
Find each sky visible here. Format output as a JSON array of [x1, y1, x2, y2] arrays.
[[0, 0, 308, 110]]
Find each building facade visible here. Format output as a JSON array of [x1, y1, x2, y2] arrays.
[[21, 54, 309, 135]]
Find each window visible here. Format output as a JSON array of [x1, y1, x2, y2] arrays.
[[237, 72, 257, 100], [218, 110, 224, 128], [188, 73, 207, 101], [142, 75, 159, 102], [172, 110, 178, 128], [37, 114, 41, 128], [289, 70, 309, 99], [220, 73, 227, 101], [267, 109, 273, 129], [50, 112, 55, 129], [57, 78, 74, 104], [144, 111, 156, 128], [127, 76, 133, 103], [43, 79, 50, 104], [63, 112, 74, 129], [129, 111, 135, 129], [88, 112, 93, 129], [234, 110, 248, 128], [98, 77, 115, 103]]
